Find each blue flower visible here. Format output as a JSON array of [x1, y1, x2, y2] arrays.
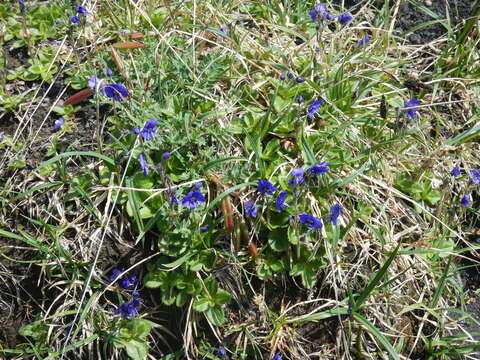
[[461, 194, 471, 207], [273, 352, 283, 360], [193, 181, 203, 191], [109, 267, 124, 283], [139, 118, 158, 141], [182, 191, 206, 209], [287, 72, 294, 79], [310, 3, 335, 22], [70, 15, 80, 25], [309, 161, 329, 176], [138, 154, 148, 176], [309, 8, 318, 22], [200, 225, 210, 233], [296, 76, 305, 84], [338, 12, 353, 25], [296, 95, 304, 104], [115, 298, 140, 319], [280, 73, 286, 81], [257, 179, 276, 195], [244, 201, 257, 218], [171, 194, 179, 206], [470, 169, 480, 185], [219, 25, 228, 36], [299, 213, 323, 230], [88, 75, 102, 91], [53, 117, 64, 132], [288, 168, 305, 187], [0, 131, 4, 143], [404, 97, 420, 120], [162, 152, 171, 161], [120, 274, 138, 290], [275, 191, 288, 212], [358, 34, 370, 47], [103, 83, 129, 101], [329, 203, 341, 225], [451, 165, 461, 177], [18, 0, 25, 13], [76, 5, 87, 15], [105, 67, 113, 77], [217, 347, 227, 357], [307, 99, 325, 119]]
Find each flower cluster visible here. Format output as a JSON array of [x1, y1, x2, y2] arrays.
[[182, 190, 206, 210], [358, 34, 370, 47], [244, 200, 257, 218], [71, 5, 87, 25], [138, 154, 148, 176], [275, 191, 288, 212], [109, 268, 139, 290], [103, 83, 129, 101], [115, 295, 141, 319], [257, 179, 277, 195], [110, 268, 142, 319], [273, 352, 282, 360], [450, 165, 479, 207], [404, 97, 420, 120], [53, 117, 64, 132], [288, 168, 305, 187], [87, 75, 129, 102], [307, 99, 325, 119], [18, 0, 26, 13], [134, 119, 159, 141], [279, 71, 306, 86], [243, 163, 341, 230], [299, 213, 323, 229], [309, 3, 352, 26], [309, 3, 335, 22]]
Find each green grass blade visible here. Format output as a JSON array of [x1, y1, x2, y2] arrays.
[[430, 257, 452, 308], [126, 177, 144, 234], [205, 182, 256, 213], [353, 312, 400, 360], [39, 151, 115, 168], [354, 244, 400, 310]]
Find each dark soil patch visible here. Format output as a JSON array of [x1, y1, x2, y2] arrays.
[[458, 232, 480, 341], [395, 0, 474, 44], [337, 0, 475, 44]]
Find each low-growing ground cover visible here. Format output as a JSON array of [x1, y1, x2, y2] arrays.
[[0, 0, 479, 359]]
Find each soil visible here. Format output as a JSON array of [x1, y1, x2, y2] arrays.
[[337, 0, 475, 44]]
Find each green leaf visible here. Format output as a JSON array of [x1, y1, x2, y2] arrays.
[[39, 151, 115, 168], [125, 339, 148, 360], [193, 297, 211, 312], [289, 262, 318, 289], [288, 226, 299, 245], [204, 277, 219, 296], [353, 313, 400, 360], [130, 319, 155, 339], [214, 289, 231, 305], [430, 257, 451, 308], [19, 320, 46, 340], [205, 306, 225, 326], [268, 228, 289, 252], [176, 290, 189, 307], [300, 266, 317, 289], [297, 126, 316, 165], [126, 177, 144, 233], [257, 261, 272, 280], [354, 244, 400, 310]]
